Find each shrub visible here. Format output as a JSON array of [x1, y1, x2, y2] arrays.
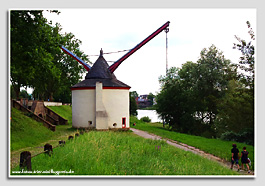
[[140, 116, 151, 123], [220, 128, 254, 145]]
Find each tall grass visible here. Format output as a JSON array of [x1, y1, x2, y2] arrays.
[[11, 131, 239, 176], [130, 116, 254, 170]]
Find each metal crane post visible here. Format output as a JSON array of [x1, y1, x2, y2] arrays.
[[165, 27, 169, 73]]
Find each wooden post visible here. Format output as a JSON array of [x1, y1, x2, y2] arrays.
[[59, 140, 65, 146], [20, 151, 32, 171], [68, 135, 74, 140], [44, 143, 53, 156]]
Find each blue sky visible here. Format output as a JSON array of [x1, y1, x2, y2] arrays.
[[42, 8, 256, 95]]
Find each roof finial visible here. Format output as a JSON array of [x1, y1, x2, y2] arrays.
[[100, 48, 103, 56]]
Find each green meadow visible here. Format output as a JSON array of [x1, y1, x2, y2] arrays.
[[11, 131, 239, 176], [10, 106, 253, 176]]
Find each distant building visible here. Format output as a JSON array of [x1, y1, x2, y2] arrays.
[[135, 94, 153, 108]]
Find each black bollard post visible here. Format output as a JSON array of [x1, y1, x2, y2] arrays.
[[59, 140, 65, 146], [20, 151, 32, 171], [68, 135, 74, 140], [44, 143, 53, 156]]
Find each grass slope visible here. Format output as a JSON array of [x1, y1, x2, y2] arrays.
[[10, 108, 55, 151], [130, 116, 254, 170], [47, 105, 72, 125], [11, 131, 239, 176], [10, 107, 76, 151]]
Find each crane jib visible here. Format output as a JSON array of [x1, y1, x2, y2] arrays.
[[108, 21, 170, 73], [60, 46, 91, 71]]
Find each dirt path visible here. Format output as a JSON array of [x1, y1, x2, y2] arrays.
[[130, 128, 254, 176]]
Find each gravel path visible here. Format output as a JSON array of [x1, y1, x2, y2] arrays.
[[130, 128, 254, 176]]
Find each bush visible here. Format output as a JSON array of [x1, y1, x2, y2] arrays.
[[220, 128, 254, 145], [140, 116, 151, 123]]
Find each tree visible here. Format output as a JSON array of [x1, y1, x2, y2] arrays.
[[156, 67, 195, 133], [53, 32, 89, 103], [10, 10, 91, 102], [130, 91, 138, 98], [10, 10, 49, 99], [233, 21, 255, 91], [215, 21, 255, 144], [215, 80, 254, 135], [156, 45, 236, 137], [195, 45, 236, 127], [129, 92, 138, 116]]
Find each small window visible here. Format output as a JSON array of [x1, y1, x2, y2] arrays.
[[88, 121, 92, 125], [113, 123, 117, 127]]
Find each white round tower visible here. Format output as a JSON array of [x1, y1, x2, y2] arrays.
[[71, 51, 130, 130]]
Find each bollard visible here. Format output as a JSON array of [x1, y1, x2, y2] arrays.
[[59, 140, 65, 146], [75, 133, 79, 138], [44, 143, 53, 156], [20, 151, 32, 171], [68, 135, 74, 140]]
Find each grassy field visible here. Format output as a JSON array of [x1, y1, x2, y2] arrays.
[[130, 116, 255, 170], [10, 107, 76, 151], [11, 131, 240, 176], [10, 106, 252, 176]]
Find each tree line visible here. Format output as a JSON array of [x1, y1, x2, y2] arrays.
[[10, 10, 90, 103], [155, 22, 255, 145]]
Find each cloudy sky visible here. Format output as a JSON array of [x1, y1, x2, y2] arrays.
[[43, 8, 256, 95]]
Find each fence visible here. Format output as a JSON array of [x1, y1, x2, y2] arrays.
[[19, 131, 85, 171]]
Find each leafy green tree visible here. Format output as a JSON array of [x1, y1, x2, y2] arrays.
[[130, 91, 139, 98], [10, 10, 48, 99], [129, 92, 138, 116], [195, 45, 236, 127], [10, 10, 90, 102], [156, 67, 194, 132], [53, 32, 89, 103], [215, 21, 255, 144], [233, 21, 255, 91], [215, 80, 254, 135], [156, 45, 236, 137]]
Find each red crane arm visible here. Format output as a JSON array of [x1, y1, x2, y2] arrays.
[[108, 21, 170, 73]]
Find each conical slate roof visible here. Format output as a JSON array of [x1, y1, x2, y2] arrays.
[[71, 51, 130, 89]]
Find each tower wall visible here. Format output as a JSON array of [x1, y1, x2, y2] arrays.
[[71, 84, 129, 129], [72, 89, 95, 128], [102, 88, 130, 129]]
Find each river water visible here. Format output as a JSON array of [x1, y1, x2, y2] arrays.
[[136, 110, 162, 123]]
